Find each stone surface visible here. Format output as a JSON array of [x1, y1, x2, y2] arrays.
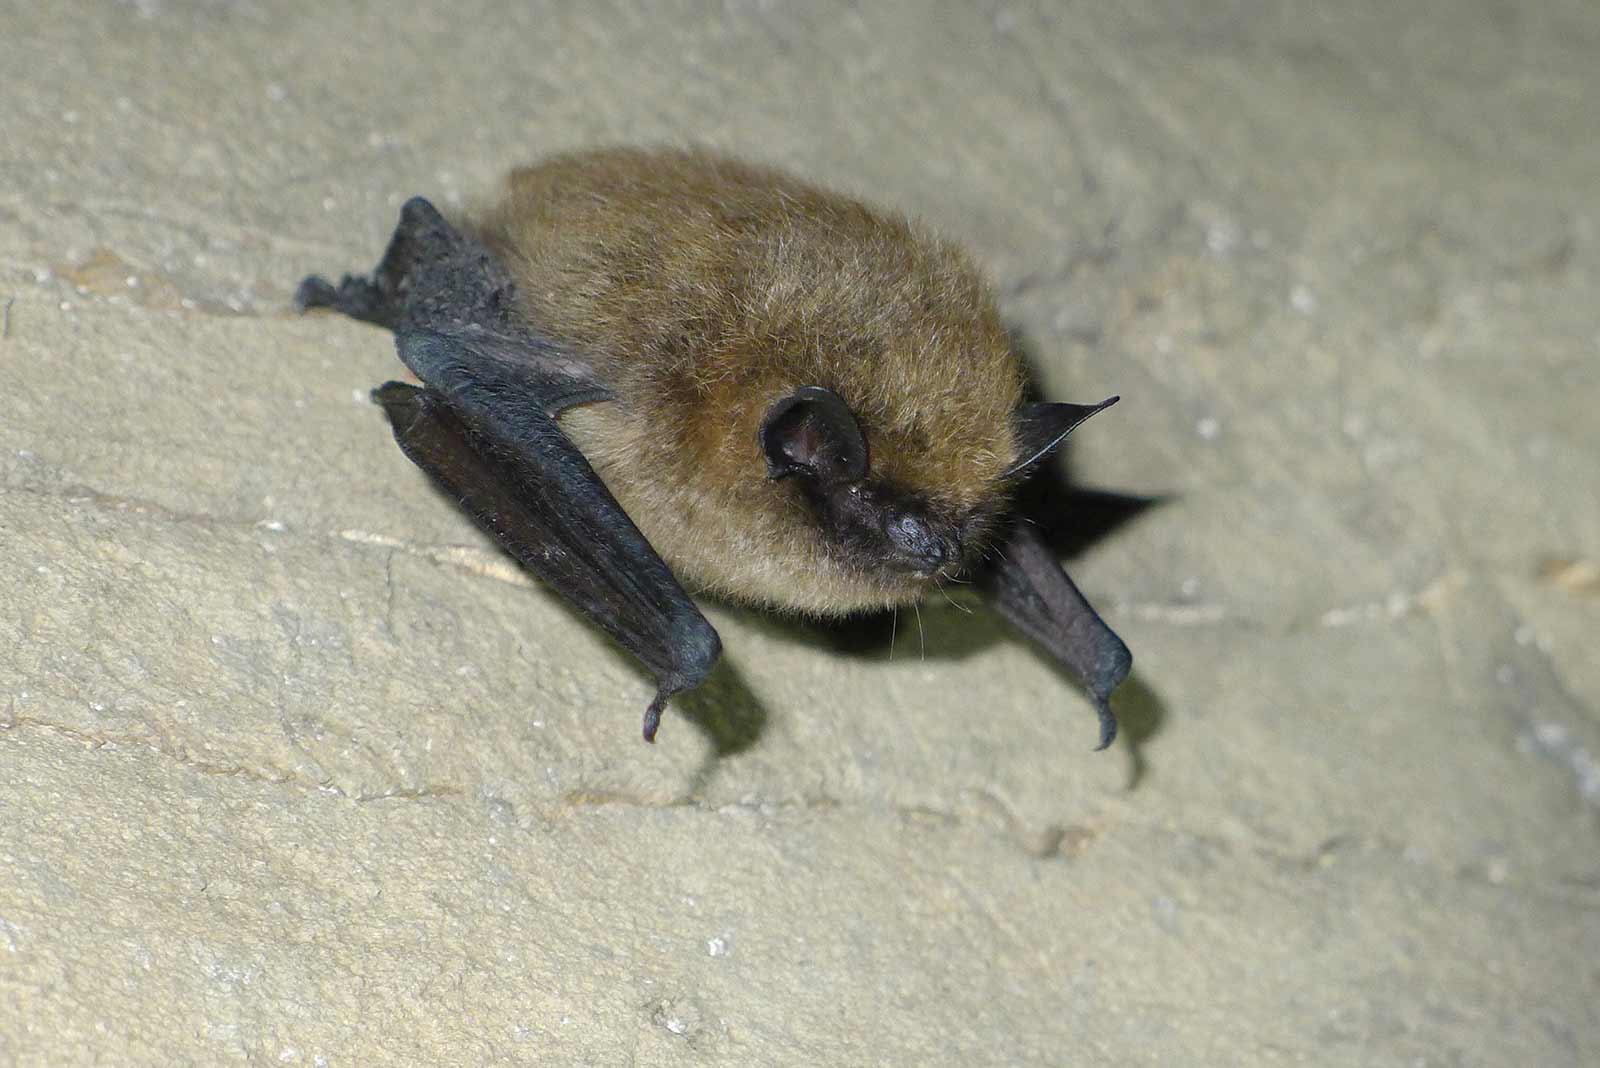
[[2, 2, 1596, 1065]]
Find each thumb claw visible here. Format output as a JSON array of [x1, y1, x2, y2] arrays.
[[1092, 695, 1118, 752], [642, 691, 668, 744]]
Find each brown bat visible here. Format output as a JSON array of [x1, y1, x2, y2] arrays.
[[297, 147, 1131, 748]]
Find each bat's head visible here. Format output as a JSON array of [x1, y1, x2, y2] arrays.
[[759, 386, 1118, 588], [761, 386, 961, 581]]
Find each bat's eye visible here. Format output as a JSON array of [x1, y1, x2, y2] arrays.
[[758, 386, 868, 485]]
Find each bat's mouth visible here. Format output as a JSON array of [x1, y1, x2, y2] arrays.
[[813, 477, 965, 582], [906, 571, 953, 589]]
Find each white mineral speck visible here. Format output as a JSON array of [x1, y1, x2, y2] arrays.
[[1205, 220, 1240, 256], [1535, 722, 1567, 748]]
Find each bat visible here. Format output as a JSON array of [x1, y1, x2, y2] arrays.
[[296, 148, 1132, 748]]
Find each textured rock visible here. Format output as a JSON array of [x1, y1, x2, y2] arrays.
[[2, 2, 1596, 1064]]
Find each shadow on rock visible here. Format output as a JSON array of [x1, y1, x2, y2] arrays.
[[1110, 671, 1167, 791], [675, 657, 768, 758]]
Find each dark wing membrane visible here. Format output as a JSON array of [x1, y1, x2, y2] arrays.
[[374, 378, 719, 742], [296, 196, 612, 413], [301, 197, 720, 740], [399, 325, 613, 418], [979, 522, 1131, 750]]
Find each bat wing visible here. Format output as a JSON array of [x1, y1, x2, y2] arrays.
[[300, 199, 720, 741], [979, 522, 1131, 750]]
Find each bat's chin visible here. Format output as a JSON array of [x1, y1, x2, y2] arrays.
[[892, 560, 955, 584], [743, 562, 941, 617], [800, 536, 980, 614], [837, 566, 949, 613]]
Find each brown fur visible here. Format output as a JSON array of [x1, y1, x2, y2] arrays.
[[470, 147, 1026, 615]]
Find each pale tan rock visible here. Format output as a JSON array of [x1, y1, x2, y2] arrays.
[[2, 3, 1596, 1065]]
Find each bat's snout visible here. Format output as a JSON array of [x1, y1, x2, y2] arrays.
[[884, 510, 959, 574]]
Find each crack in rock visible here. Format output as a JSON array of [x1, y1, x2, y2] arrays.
[[1, 716, 460, 804]]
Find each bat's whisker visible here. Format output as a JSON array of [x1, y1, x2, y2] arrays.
[[935, 580, 972, 615]]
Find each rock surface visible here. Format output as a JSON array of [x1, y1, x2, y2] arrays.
[[2, 2, 1596, 1064]]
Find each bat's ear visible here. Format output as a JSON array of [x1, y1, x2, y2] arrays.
[[1001, 396, 1120, 479], [760, 385, 869, 486]]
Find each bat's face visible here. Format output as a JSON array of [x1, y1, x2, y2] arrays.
[[754, 387, 1122, 607], [760, 385, 998, 587]]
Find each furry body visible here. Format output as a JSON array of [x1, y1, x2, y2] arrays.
[[473, 148, 1023, 614], [296, 148, 1132, 746]]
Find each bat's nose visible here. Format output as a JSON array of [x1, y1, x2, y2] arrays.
[[885, 512, 957, 571]]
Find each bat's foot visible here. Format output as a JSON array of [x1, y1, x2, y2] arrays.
[[293, 272, 397, 329]]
